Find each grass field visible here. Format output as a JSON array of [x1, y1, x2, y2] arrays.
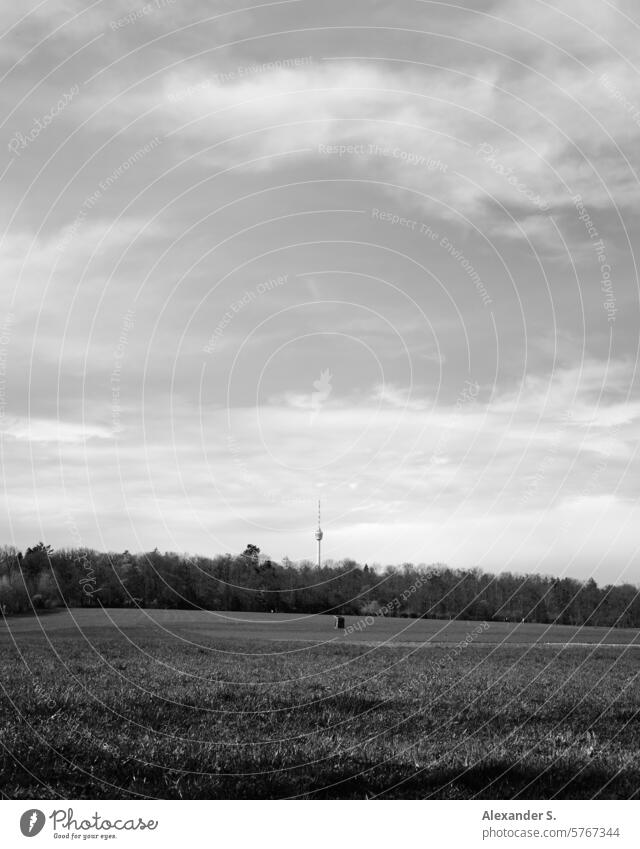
[[1, 608, 640, 799]]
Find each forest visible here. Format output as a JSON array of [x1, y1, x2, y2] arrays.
[[1, 542, 639, 628]]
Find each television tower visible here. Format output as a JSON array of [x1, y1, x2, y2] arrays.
[[315, 500, 323, 568]]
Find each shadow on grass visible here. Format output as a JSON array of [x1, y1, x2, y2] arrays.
[[3, 755, 635, 800]]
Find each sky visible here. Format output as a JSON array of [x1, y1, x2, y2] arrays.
[[1, 0, 639, 582]]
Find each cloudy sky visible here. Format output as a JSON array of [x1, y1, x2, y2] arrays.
[[1, 0, 639, 581]]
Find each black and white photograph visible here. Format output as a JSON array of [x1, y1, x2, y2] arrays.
[[1, 0, 640, 839]]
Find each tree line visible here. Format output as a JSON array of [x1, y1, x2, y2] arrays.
[[1, 542, 639, 628]]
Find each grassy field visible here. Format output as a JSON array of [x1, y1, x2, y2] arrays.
[[1, 608, 640, 799]]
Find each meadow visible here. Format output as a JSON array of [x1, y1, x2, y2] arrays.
[[1, 609, 640, 799]]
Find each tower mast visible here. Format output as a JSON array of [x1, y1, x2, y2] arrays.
[[315, 500, 323, 568]]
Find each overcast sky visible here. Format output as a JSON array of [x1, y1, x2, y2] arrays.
[[1, 0, 639, 581]]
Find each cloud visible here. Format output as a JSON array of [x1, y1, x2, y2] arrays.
[[104, 50, 635, 234], [2, 417, 112, 443]]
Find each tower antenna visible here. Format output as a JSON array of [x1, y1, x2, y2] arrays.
[[315, 500, 323, 568]]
